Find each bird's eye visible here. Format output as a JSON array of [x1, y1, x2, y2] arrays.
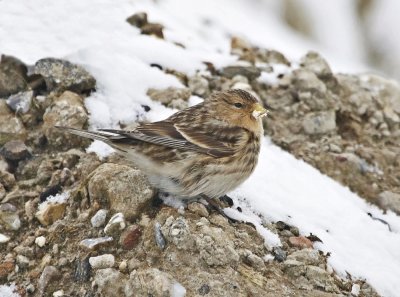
[[234, 102, 243, 108]]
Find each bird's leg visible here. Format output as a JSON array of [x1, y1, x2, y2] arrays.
[[200, 194, 238, 224]]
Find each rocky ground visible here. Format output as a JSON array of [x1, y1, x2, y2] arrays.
[[1, 13, 398, 297]]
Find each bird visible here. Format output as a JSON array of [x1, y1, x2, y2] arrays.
[[57, 89, 268, 201]]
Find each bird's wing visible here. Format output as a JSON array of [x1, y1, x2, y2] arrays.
[[99, 120, 244, 158]]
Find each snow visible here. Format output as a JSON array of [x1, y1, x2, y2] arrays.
[[0, 284, 20, 297], [1, 0, 400, 296], [38, 192, 69, 211], [171, 282, 187, 297]]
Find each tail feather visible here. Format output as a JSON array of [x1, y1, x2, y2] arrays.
[[55, 126, 125, 143]]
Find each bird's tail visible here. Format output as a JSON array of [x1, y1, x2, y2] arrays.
[[55, 126, 124, 143]]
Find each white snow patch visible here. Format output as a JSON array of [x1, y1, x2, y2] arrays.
[[171, 281, 186, 297], [86, 140, 115, 160], [0, 284, 20, 297], [38, 192, 69, 211]]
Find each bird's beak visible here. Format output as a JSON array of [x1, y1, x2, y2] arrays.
[[252, 103, 269, 119]]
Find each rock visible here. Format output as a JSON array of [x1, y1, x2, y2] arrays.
[[161, 216, 194, 251], [273, 247, 287, 262], [35, 236, 46, 247], [241, 249, 265, 271], [126, 268, 185, 297], [35, 201, 67, 226], [38, 266, 61, 295], [188, 75, 210, 97], [0, 203, 21, 230], [0, 100, 26, 146], [53, 290, 64, 297], [120, 225, 142, 250], [0, 233, 10, 243], [34, 58, 96, 93], [88, 163, 155, 220], [288, 236, 313, 249], [90, 209, 108, 228], [94, 268, 127, 297], [16, 254, 30, 268], [147, 87, 191, 107], [258, 49, 291, 65], [42, 91, 89, 147], [0, 260, 15, 278], [89, 254, 115, 269], [74, 257, 91, 282], [0, 183, 5, 200], [303, 111, 336, 134], [221, 65, 261, 80], [300, 51, 332, 79], [79, 237, 113, 250], [1, 140, 31, 161], [305, 266, 338, 293], [377, 191, 400, 214], [188, 202, 209, 217], [104, 213, 126, 237], [0, 54, 27, 97], [0, 170, 15, 190], [287, 248, 321, 266], [6, 90, 33, 114], [154, 222, 166, 250], [126, 12, 148, 28], [141, 23, 164, 39]]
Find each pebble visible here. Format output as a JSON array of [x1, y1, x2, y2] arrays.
[[90, 209, 108, 228], [74, 257, 91, 282], [154, 222, 166, 250], [0, 233, 10, 243], [303, 111, 336, 135], [377, 191, 400, 215], [0, 140, 31, 161], [53, 290, 64, 297], [6, 90, 34, 113], [104, 213, 126, 236], [221, 65, 261, 80], [0, 203, 21, 230], [351, 283, 361, 296], [89, 254, 115, 269], [188, 202, 209, 217], [288, 236, 313, 249], [273, 247, 287, 262], [35, 202, 67, 226], [35, 236, 46, 247], [38, 266, 61, 295], [120, 224, 142, 250], [16, 254, 30, 268], [79, 236, 113, 250]]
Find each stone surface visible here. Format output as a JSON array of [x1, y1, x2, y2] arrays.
[[79, 237, 113, 250], [89, 254, 115, 269], [104, 213, 126, 237], [90, 209, 108, 228], [35, 236, 46, 247], [147, 87, 191, 108], [42, 91, 89, 147], [377, 191, 400, 214], [0, 54, 27, 97], [188, 75, 210, 97], [0, 140, 31, 161], [88, 163, 155, 220], [34, 58, 96, 93], [38, 266, 61, 295], [221, 65, 261, 80], [0, 203, 21, 230], [120, 225, 142, 250], [35, 202, 67, 226], [303, 111, 336, 134], [6, 90, 34, 113], [94, 268, 127, 297], [0, 100, 26, 146], [288, 236, 313, 249]]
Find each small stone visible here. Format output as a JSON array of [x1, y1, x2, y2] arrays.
[[89, 254, 115, 269], [119, 260, 128, 272], [16, 254, 30, 268], [120, 225, 142, 250], [126, 12, 148, 28], [221, 65, 261, 80], [0, 100, 26, 146], [351, 283, 361, 296], [127, 258, 141, 271], [0, 170, 16, 189], [53, 290, 64, 297], [94, 268, 127, 297], [273, 247, 287, 262], [38, 266, 61, 295], [0, 183, 5, 200], [35, 236, 46, 247], [34, 58, 96, 93], [287, 248, 321, 266], [303, 111, 336, 134], [288, 236, 313, 249], [90, 209, 108, 228], [0, 233, 10, 243], [74, 257, 91, 282], [0, 203, 21, 230], [300, 51, 332, 79], [378, 191, 400, 215], [104, 213, 126, 237], [154, 222, 166, 250], [0, 260, 15, 278], [79, 237, 113, 250], [147, 87, 191, 106], [26, 283, 35, 294], [35, 202, 67, 226], [198, 284, 211, 295], [141, 23, 164, 39], [0, 54, 28, 97], [6, 90, 33, 113], [1, 140, 31, 161], [88, 163, 155, 220], [188, 202, 209, 217], [305, 266, 338, 292], [188, 75, 210, 97]]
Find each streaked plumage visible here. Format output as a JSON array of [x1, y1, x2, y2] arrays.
[[58, 89, 268, 199]]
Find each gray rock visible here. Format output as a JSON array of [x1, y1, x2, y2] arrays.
[[89, 254, 115, 269], [378, 191, 400, 214], [161, 216, 194, 250], [0, 55, 27, 97], [0, 183, 5, 200], [126, 268, 185, 297], [303, 111, 336, 134], [1, 140, 31, 161], [188, 75, 210, 97], [88, 163, 155, 220], [34, 58, 96, 93], [94, 268, 128, 297], [6, 90, 33, 113], [16, 254, 30, 268], [0, 203, 21, 230], [273, 247, 287, 262], [104, 213, 126, 237], [0, 170, 15, 190], [147, 87, 191, 108], [90, 209, 108, 228], [154, 222, 166, 250], [221, 65, 261, 80], [287, 248, 321, 266], [0, 100, 26, 146], [79, 236, 113, 250], [38, 266, 61, 295], [126, 12, 148, 28], [300, 51, 332, 79], [42, 91, 89, 147], [305, 266, 338, 293]]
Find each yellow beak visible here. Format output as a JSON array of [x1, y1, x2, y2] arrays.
[[252, 103, 269, 119]]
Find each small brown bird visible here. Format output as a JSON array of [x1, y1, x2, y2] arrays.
[[58, 89, 268, 200]]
